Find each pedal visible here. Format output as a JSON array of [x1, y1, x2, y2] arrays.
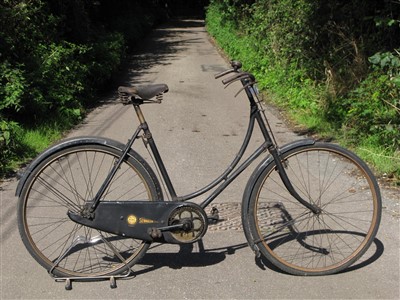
[[207, 207, 220, 224]]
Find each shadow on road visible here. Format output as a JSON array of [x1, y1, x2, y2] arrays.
[[132, 236, 384, 277], [121, 19, 207, 86], [256, 237, 385, 276], [133, 240, 248, 276]]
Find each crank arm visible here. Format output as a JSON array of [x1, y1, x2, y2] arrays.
[[157, 223, 185, 232], [147, 223, 186, 239]]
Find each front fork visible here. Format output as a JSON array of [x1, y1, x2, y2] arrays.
[[268, 145, 321, 215], [253, 104, 321, 215]]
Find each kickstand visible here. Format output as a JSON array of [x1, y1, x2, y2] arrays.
[[60, 275, 120, 290], [49, 233, 134, 290]]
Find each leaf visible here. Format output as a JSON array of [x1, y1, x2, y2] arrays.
[[392, 77, 400, 88], [380, 55, 391, 68], [369, 53, 382, 65]]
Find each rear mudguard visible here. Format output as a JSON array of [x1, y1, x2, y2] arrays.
[[241, 139, 315, 251], [15, 136, 162, 199]]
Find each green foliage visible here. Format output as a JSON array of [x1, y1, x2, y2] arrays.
[[0, 62, 25, 112], [206, 0, 400, 181], [0, 119, 20, 174], [206, 0, 321, 114], [249, 0, 315, 69], [0, 0, 59, 58], [29, 41, 89, 121], [0, 0, 167, 176], [344, 50, 400, 152], [89, 32, 126, 88]]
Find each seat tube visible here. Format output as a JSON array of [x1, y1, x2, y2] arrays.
[[133, 104, 178, 199]]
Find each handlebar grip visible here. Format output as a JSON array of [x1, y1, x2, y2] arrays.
[[222, 72, 255, 85], [214, 69, 235, 79], [222, 72, 244, 85]]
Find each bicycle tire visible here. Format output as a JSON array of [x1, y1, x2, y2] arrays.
[[17, 143, 162, 278], [246, 142, 381, 275]]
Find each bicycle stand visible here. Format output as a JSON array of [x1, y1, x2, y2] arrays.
[[53, 272, 132, 290], [48, 234, 134, 290]]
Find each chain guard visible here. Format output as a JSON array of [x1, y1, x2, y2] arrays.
[[68, 200, 208, 244]]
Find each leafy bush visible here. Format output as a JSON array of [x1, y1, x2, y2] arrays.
[[345, 51, 400, 148], [88, 32, 126, 89], [0, 61, 25, 114], [0, 120, 20, 174], [206, 0, 321, 115], [0, 0, 166, 176], [206, 0, 400, 181], [28, 42, 90, 121]]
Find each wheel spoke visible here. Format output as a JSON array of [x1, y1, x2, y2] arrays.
[[19, 145, 159, 277], [250, 144, 381, 275]]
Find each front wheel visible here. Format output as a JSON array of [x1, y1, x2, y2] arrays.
[[17, 143, 162, 278], [246, 143, 381, 275]]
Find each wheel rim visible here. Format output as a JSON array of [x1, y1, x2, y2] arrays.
[[254, 147, 380, 273], [21, 146, 155, 277]]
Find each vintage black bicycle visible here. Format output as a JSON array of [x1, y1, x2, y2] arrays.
[[16, 61, 382, 288]]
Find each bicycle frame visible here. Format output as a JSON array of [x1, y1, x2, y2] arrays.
[[88, 79, 319, 215]]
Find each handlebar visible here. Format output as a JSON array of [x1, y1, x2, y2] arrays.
[[214, 69, 235, 79], [214, 60, 243, 79], [214, 60, 258, 97], [222, 72, 255, 85], [214, 60, 256, 86]]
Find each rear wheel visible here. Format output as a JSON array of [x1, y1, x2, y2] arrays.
[[17, 144, 161, 277], [247, 143, 381, 275]]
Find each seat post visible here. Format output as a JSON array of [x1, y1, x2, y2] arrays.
[[133, 104, 146, 125]]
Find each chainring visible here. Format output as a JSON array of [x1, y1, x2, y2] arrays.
[[168, 204, 208, 244]]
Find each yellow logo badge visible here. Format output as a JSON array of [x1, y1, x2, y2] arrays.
[[127, 215, 137, 226]]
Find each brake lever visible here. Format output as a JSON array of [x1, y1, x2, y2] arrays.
[[234, 80, 257, 97]]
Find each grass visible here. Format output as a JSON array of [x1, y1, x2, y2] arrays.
[[21, 126, 62, 154], [267, 92, 400, 184], [355, 141, 400, 183], [1, 123, 65, 177]]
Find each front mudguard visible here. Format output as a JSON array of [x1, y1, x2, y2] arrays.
[[241, 139, 315, 252], [15, 136, 161, 199]]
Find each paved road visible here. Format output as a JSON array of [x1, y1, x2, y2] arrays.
[[1, 19, 399, 299]]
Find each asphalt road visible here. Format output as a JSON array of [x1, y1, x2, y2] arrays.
[[1, 19, 399, 299]]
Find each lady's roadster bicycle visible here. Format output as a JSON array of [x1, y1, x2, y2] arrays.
[[16, 61, 381, 287]]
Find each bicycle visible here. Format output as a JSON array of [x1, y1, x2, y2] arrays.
[[16, 61, 382, 288]]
